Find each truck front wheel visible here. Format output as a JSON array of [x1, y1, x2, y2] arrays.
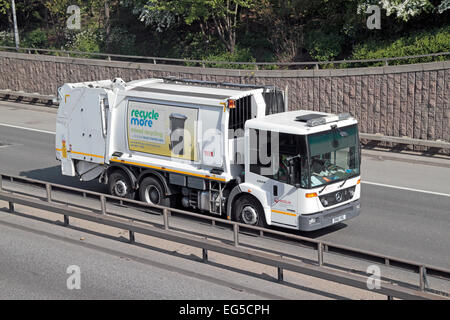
[[234, 195, 266, 227], [108, 171, 136, 199]]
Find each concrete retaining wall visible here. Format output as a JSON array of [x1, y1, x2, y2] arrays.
[[0, 51, 448, 143]]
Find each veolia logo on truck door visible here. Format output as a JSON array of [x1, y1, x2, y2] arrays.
[[127, 100, 198, 161]]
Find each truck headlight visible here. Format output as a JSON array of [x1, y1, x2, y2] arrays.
[[320, 198, 328, 207]]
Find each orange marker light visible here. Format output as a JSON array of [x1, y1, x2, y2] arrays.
[[305, 192, 318, 198], [61, 140, 67, 159], [228, 99, 236, 109], [357, 179, 361, 184]]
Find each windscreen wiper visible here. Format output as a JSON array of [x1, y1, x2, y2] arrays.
[[339, 178, 348, 188], [319, 183, 328, 194]]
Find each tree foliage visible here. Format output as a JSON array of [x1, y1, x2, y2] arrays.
[[0, 0, 447, 66], [0, 0, 10, 15], [135, 0, 259, 53]]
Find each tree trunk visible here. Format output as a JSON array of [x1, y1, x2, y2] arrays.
[[229, 34, 235, 54], [7, 7, 13, 34], [105, 0, 111, 38], [211, 10, 238, 54]]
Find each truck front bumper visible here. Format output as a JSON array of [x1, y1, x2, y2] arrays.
[[298, 199, 361, 231]]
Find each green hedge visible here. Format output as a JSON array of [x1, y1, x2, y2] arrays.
[[201, 47, 258, 70], [305, 30, 344, 62], [351, 26, 450, 66]]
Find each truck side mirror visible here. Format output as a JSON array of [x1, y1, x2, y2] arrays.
[[359, 142, 362, 166], [287, 157, 298, 186], [289, 170, 296, 186]]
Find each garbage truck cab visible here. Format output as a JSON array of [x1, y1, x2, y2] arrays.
[[241, 111, 361, 231]]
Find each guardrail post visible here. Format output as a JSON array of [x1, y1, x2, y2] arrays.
[[100, 195, 106, 215], [202, 248, 208, 262], [0, 174, 3, 191], [233, 224, 239, 247], [419, 266, 428, 291], [129, 231, 135, 243], [419, 266, 424, 291], [163, 208, 169, 230], [63, 215, 69, 226], [318, 242, 324, 266], [277, 266, 284, 283], [45, 183, 52, 202], [9, 202, 14, 212]]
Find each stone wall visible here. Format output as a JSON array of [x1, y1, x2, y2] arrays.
[[0, 51, 448, 143]]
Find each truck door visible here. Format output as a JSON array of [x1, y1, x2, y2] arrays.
[[269, 154, 299, 228], [247, 129, 300, 228], [67, 91, 107, 164]]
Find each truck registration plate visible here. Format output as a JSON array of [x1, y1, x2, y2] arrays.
[[332, 215, 346, 224]]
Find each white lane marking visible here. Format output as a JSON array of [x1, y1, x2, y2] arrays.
[[0, 144, 22, 149], [0, 123, 55, 135], [362, 181, 450, 197]]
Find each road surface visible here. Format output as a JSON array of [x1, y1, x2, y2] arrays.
[[0, 101, 449, 299]]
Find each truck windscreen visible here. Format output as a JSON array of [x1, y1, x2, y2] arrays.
[[307, 124, 360, 188]]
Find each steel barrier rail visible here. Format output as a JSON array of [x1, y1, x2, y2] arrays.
[[0, 186, 446, 300], [1, 173, 450, 288], [0, 89, 57, 106], [360, 133, 450, 150], [0, 173, 449, 299], [0, 45, 449, 70], [0, 190, 442, 300]]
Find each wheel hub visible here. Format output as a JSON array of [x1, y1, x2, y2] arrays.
[[144, 185, 161, 204], [241, 205, 258, 225], [114, 180, 128, 197]]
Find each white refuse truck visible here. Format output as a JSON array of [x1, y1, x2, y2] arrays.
[[55, 77, 361, 231]]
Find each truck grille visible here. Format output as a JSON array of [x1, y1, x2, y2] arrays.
[[319, 186, 356, 207]]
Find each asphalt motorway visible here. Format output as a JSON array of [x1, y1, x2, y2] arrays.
[[0, 216, 269, 300], [0, 101, 449, 298]]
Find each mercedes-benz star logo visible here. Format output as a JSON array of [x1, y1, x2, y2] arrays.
[[335, 192, 343, 202]]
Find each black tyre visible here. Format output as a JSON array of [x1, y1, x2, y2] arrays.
[[139, 177, 171, 207], [108, 171, 135, 199], [233, 195, 266, 227]]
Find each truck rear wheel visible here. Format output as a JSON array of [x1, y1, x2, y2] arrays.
[[234, 195, 266, 227], [139, 177, 171, 207], [108, 171, 135, 199]]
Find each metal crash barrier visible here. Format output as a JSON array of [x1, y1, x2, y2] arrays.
[[0, 173, 449, 300]]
